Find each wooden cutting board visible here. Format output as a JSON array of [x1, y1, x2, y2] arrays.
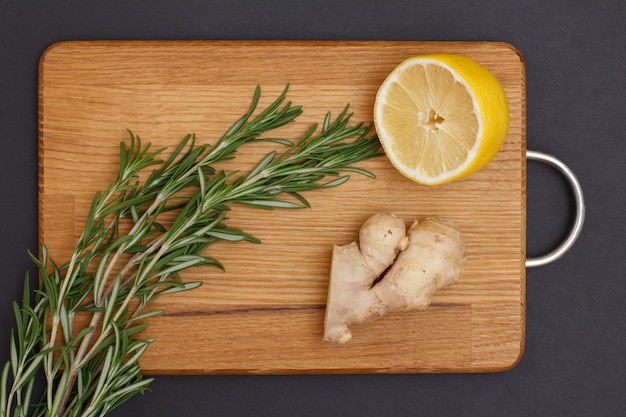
[[38, 40, 526, 374]]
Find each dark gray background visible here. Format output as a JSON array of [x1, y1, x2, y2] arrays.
[[1, 1, 624, 416]]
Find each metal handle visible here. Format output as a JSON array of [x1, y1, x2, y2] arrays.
[[525, 150, 585, 268]]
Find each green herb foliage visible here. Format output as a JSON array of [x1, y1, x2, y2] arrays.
[[1, 86, 381, 417]]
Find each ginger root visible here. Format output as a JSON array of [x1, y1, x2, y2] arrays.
[[323, 214, 466, 344]]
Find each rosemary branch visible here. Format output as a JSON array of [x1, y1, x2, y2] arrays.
[[1, 85, 381, 417]]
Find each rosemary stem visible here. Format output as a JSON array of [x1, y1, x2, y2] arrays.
[[45, 250, 81, 413], [72, 193, 167, 368], [99, 195, 165, 299]]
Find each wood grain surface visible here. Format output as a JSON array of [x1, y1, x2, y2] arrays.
[[38, 40, 526, 374]]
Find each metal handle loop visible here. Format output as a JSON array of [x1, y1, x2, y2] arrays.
[[525, 150, 585, 268]]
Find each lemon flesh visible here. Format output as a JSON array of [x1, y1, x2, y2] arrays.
[[374, 54, 510, 185]]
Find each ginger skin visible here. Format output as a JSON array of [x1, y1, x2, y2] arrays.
[[323, 214, 466, 344]]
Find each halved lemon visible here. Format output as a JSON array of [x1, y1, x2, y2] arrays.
[[374, 54, 510, 185]]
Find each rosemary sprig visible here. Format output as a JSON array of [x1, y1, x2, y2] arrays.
[[1, 85, 381, 417]]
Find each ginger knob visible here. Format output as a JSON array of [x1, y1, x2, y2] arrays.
[[323, 214, 466, 344]]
